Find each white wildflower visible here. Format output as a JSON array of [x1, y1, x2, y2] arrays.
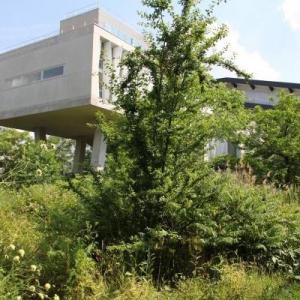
[[18, 249, 25, 257], [53, 294, 60, 300], [44, 283, 51, 291], [38, 293, 45, 299], [16, 296, 22, 300], [40, 143, 48, 151], [29, 285, 36, 292], [30, 264, 37, 272], [8, 244, 16, 250], [36, 169, 43, 177], [0, 156, 5, 161], [13, 256, 20, 263]]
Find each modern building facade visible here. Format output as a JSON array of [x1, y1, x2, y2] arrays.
[[0, 8, 144, 172]]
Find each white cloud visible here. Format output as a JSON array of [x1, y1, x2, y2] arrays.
[[280, 0, 300, 30], [213, 25, 281, 81]]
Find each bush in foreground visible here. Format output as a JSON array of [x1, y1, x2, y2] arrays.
[[0, 184, 90, 298]]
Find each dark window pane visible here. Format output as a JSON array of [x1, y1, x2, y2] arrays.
[[43, 66, 64, 79]]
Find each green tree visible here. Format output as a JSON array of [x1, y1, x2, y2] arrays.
[[244, 91, 300, 187], [78, 0, 250, 282]]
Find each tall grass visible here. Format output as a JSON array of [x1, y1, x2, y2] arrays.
[[0, 178, 300, 299]]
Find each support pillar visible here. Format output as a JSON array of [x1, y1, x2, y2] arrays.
[[112, 46, 123, 102], [91, 129, 107, 171], [72, 137, 87, 173], [34, 128, 46, 142], [103, 41, 112, 102], [113, 46, 123, 77], [120, 50, 128, 79]]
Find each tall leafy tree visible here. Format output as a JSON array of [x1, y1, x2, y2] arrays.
[[244, 91, 300, 187], [85, 0, 249, 281]]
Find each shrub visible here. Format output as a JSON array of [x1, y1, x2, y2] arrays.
[[0, 184, 90, 297], [0, 242, 59, 300], [0, 129, 64, 188], [74, 171, 300, 284]]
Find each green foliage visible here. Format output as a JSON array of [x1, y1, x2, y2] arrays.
[[66, 0, 300, 285], [0, 129, 67, 187], [79, 171, 300, 283], [244, 91, 300, 187], [1, 0, 300, 297], [0, 184, 90, 298], [210, 154, 240, 171], [0, 242, 59, 300]]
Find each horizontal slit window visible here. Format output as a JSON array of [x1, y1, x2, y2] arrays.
[[6, 65, 64, 89], [42, 65, 64, 80]]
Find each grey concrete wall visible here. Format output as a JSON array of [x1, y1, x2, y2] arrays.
[[0, 25, 95, 119], [60, 9, 99, 34], [90, 25, 135, 105]]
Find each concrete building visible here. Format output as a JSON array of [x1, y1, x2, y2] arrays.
[[0, 8, 144, 172], [207, 77, 300, 158]]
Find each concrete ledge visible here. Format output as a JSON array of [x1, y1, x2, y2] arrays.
[[0, 96, 91, 120]]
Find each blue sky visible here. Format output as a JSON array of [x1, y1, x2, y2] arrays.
[[0, 0, 299, 82]]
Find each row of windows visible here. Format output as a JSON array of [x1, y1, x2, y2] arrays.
[[6, 65, 64, 88], [101, 22, 143, 47]]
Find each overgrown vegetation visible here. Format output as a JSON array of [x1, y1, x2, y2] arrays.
[[243, 91, 300, 187], [1, 0, 300, 299]]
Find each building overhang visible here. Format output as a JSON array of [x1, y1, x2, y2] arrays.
[[0, 104, 116, 145], [217, 77, 300, 93]]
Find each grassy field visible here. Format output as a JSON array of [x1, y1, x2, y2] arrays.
[[0, 183, 300, 299]]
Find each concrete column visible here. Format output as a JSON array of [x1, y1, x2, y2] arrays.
[[34, 128, 46, 142], [120, 51, 129, 79], [113, 46, 123, 76], [112, 46, 123, 102], [103, 41, 112, 102], [91, 129, 107, 171], [72, 137, 87, 173], [91, 35, 102, 100]]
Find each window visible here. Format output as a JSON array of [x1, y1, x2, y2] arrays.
[[99, 73, 103, 98], [8, 71, 41, 88], [6, 65, 64, 89], [42, 65, 64, 80]]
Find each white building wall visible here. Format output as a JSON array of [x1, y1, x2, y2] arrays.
[[90, 24, 135, 107], [0, 26, 94, 120], [237, 85, 300, 107]]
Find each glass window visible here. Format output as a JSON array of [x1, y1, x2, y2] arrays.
[[6, 65, 63, 89], [42, 65, 64, 80]]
